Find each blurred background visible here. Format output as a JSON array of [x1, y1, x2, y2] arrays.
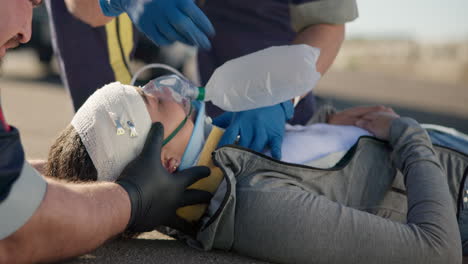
[[1, 0, 467, 160]]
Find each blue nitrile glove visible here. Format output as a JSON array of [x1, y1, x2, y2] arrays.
[[99, 0, 215, 49], [213, 101, 294, 160]]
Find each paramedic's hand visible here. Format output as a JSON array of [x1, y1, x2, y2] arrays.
[[355, 111, 400, 140], [117, 122, 212, 232], [214, 101, 294, 160], [99, 0, 215, 49]]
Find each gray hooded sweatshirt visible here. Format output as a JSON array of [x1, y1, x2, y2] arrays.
[[185, 118, 466, 264]]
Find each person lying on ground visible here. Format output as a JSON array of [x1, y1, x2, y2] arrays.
[[44, 81, 467, 264]]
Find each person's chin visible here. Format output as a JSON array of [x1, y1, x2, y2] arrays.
[[164, 157, 180, 173]]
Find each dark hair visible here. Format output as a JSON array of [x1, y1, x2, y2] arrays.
[[45, 124, 97, 182]]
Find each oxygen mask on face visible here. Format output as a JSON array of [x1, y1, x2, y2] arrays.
[[131, 63, 198, 147], [131, 63, 200, 114], [142, 77, 193, 116], [141, 75, 195, 147]]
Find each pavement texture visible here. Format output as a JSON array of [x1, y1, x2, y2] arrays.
[[1, 50, 468, 263], [63, 238, 270, 264]]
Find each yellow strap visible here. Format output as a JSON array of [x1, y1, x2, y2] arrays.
[[105, 14, 134, 84], [176, 127, 225, 222]]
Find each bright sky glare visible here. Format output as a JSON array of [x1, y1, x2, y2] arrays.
[[347, 0, 468, 42]]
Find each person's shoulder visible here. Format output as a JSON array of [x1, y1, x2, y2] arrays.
[[0, 148, 47, 240], [290, 0, 359, 32], [0, 127, 25, 201]]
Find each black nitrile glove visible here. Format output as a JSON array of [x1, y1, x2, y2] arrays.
[[117, 122, 212, 233]]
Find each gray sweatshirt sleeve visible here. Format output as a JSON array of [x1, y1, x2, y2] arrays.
[[386, 117, 461, 262], [232, 118, 462, 264]]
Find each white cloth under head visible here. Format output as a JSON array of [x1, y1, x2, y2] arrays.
[[71, 82, 152, 181]]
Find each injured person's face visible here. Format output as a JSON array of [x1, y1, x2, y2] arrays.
[[57, 82, 195, 182], [143, 87, 195, 173]]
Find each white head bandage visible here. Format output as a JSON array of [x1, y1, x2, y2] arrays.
[[71, 82, 152, 181]]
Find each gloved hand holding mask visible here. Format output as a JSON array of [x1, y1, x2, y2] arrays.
[[214, 101, 294, 160], [99, 0, 215, 49]]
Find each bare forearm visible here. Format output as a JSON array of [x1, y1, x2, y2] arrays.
[[0, 180, 130, 263], [293, 23, 345, 75], [65, 0, 113, 27]]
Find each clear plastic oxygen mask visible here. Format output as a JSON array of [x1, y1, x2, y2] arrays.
[[142, 76, 194, 146], [142, 75, 194, 116]]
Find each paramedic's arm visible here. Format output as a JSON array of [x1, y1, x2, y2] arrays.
[[0, 179, 131, 264], [64, 0, 112, 27], [0, 123, 210, 263], [290, 0, 358, 75], [293, 24, 344, 75]]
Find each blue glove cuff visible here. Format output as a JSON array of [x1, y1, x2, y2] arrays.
[[280, 101, 294, 121], [99, 0, 124, 17]]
